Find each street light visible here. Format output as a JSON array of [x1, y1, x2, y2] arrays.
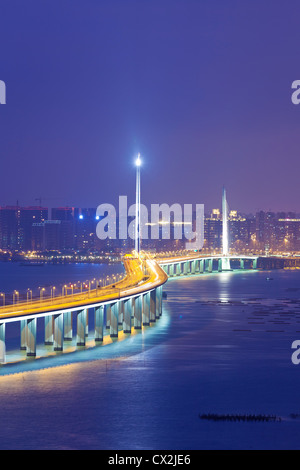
[[13, 290, 19, 304], [27, 289, 32, 303], [50, 286, 56, 300], [0, 293, 5, 306], [39, 287, 45, 301]]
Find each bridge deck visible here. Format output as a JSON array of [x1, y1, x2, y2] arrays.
[[0, 256, 168, 322]]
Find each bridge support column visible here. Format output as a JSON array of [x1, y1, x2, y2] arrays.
[[76, 309, 87, 346], [123, 299, 131, 333], [221, 257, 231, 271], [64, 311, 72, 341], [169, 264, 174, 277], [26, 318, 37, 357], [143, 292, 150, 326], [183, 262, 188, 275], [106, 304, 111, 330], [206, 258, 213, 273], [199, 259, 204, 273], [54, 313, 64, 351], [21, 319, 27, 350], [253, 259, 257, 269], [191, 260, 196, 274], [86, 309, 90, 337], [134, 295, 142, 329], [110, 302, 119, 338], [95, 305, 104, 342], [150, 289, 156, 323], [0, 323, 5, 363], [118, 301, 124, 326], [218, 259, 222, 271], [240, 259, 245, 269], [156, 285, 162, 318], [176, 263, 181, 276], [44, 316, 53, 345]]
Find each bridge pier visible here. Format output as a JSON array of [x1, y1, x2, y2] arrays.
[[106, 304, 111, 330], [191, 260, 196, 274], [240, 259, 245, 269], [253, 259, 257, 269], [218, 259, 222, 271], [76, 309, 87, 346], [143, 292, 150, 326], [169, 264, 174, 277], [95, 305, 104, 342], [183, 262, 188, 275], [26, 318, 37, 357], [156, 285, 162, 318], [123, 299, 131, 333], [44, 315, 53, 345], [0, 323, 5, 363], [64, 311, 72, 341], [118, 301, 124, 326], [134, 295, 142, 329], [54, 313, 64, 351], [86, 309, 90, 337], [150, 289, 156, 323], [220, 257, 231, 271], [199, 259, 204, 273], [205, 258, 213, 273], [20, 319, 27, 350], [44, 315, 54, 349], [109, 302, 119, 338], [176, 263, 181, 276]]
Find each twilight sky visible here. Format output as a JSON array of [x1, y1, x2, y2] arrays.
[[0, 0, 300, 214]]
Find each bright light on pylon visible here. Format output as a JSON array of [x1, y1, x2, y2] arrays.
[[135, 153, 141, 167]]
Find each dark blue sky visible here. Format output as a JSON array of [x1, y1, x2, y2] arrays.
[[1, 0, 300, 213]]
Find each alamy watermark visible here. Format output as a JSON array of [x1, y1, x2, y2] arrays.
[[291, 340, 300, 364], [0, 80, 6, 104], [291, 80, 300, 105], [96, 196, 204, 251]]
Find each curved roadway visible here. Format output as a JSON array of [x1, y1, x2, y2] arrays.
[[0, 254, 168, 322]]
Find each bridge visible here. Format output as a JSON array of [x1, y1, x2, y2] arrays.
[[0, 185, 260, 365], [0, 254, 168, 363], [158, 253, 258, 276], [0, 249, 259, 364]]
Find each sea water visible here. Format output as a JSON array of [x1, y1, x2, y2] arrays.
[[0, 263, 300, 449]]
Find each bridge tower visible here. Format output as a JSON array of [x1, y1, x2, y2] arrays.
[[221, 186, 231, 271]]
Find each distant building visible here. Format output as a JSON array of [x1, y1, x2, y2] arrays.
[[32, 220, 61, 251], [51, 207, 75, 251], [1, 204, 300, 254], [0, 206, 48, 250]]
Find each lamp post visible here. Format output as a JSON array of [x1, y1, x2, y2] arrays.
[[50, 286, 56, 300], [13, 290, 19, 304], [39, 287, 45, 301], [135, 153, 141, 255], [27, 289, 32, 303], [0, 293, 5, 306]]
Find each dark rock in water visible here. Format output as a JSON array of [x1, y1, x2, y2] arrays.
[[198, 413, 280, 422]]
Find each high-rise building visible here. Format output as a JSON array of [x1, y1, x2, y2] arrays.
[[51, 207, 75, 251], [0, 206, 47, 251]]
